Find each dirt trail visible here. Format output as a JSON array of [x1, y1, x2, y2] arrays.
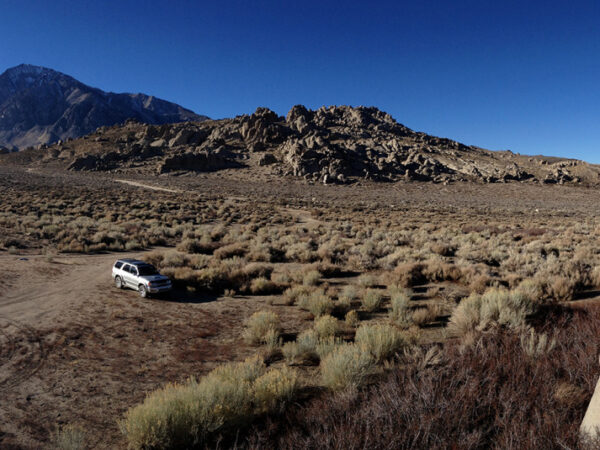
[[114, 179, 180, 193]]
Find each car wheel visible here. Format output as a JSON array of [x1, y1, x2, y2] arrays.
[[115, 276, 123, 289], [138, 284, 148, 298]]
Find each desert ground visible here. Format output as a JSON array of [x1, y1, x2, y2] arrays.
[[2, 165, 600, 449]]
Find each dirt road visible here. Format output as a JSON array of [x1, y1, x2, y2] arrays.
[[0, 250, 291, 448]]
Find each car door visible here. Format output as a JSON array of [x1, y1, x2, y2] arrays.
[[128, 265, 140, 288], [121, 264, 135, 287]]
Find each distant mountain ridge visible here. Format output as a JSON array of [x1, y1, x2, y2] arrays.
[[0, 64, 208, 150]]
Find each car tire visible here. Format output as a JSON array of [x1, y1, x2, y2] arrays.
[[115, 276, 123, 289], [138, 284, 148, 298]]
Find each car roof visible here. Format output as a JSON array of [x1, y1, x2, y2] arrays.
[[116, 259, 148, 266]]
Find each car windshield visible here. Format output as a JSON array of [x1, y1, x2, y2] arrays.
[[137, 265, 159, 276]]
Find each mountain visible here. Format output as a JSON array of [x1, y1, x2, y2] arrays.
[[0, 64, 208, 150], [4, 104, 597, 185]]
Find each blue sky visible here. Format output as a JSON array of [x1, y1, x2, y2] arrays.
[[1, 1, 599, 162]]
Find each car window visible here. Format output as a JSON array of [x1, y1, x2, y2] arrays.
[[137, 265, 158, 276], [114, 261, 123, 269], [129, 265, 138, 275], [122, 264, 131, 273]]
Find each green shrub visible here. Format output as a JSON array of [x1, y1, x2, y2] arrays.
[[320, 343, 375, 391], [354, 323, 408, 362], [243, 311, 279, 345], [361, 289, 383, 312]]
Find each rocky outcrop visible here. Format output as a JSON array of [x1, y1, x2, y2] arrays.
[[18, 104, 595, 185]]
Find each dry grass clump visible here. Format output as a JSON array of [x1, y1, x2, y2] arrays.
[[354, 323, 409, 362], [244, 311, 280, 345], [448, 288, 536, 338], [320, 343, 375, 391], [52, 424, 86, 450], [360, 289, 383, 312], [520, 328, 556, 359], [121, 355, 298, 449]]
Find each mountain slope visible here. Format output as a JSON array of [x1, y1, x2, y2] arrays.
[[0, 64, 208, 150], [5, 104, 598, 185]]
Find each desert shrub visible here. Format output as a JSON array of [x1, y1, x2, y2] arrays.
[[302, 269, 321, 286], [122, 355, 299, 449], [214, 242, 247, 260], [448, 288, 536, 338], [282, 329, 320, 364], [423, 259, 462, 282], [250, 277, 280, 295], [253, 367, 299, 413], [393, 263, 426, 288], [388, 288, 412, 327], [53, 424, 86, 450], [354, 323, 408, 362], [516, 278, 544, 301], [547, 276, 575, 302], [161, 251, 189, 268], [345, 310, 359, 327], [320, 343, 375, 391], [249, 311, 600, 449], [314, 314, 339, 338], [243, 262, 274, 280], [411, 308, 431, 326], [244, 311, 279, 345], [285, 241, 316, 263], [176, 238, 218, 254], [430, 243, 456, 257], [357, 273, 377, 287], [361, 289, 383, 312], [301, 291, 335, 317], [469, 274, 492, 294], [315, 336, 345, 359], [283, 285, 314, 306]]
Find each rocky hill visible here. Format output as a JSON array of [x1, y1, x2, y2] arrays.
[[6, 105, 599, 185], [0, 64, 208, 150]]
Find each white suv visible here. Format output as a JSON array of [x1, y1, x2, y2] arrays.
[[112, 259, 172, 297]]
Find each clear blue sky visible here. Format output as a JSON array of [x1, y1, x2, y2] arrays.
[[2, 1, 599, 162]]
